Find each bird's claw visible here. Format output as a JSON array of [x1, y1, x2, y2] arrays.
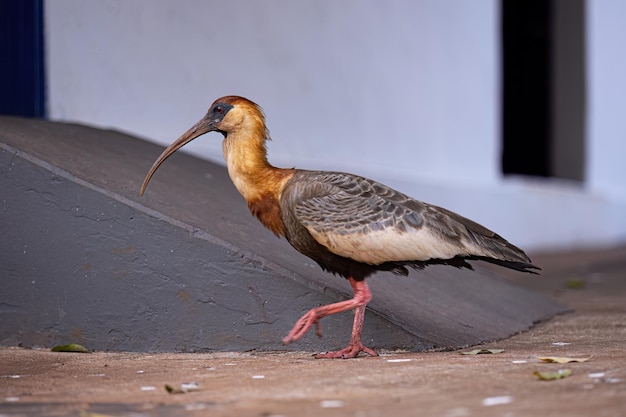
[[282, 309, 322, 345], [314, 320, 323, 337], [314, 342, 379, 359]]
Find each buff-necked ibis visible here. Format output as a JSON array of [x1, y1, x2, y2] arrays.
[[140, 96, 539, 359]]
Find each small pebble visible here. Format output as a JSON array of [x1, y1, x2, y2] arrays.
[[482, 396, 513, 406], [444, 407, 470, 417], [320, 400, 344, 408], [252, 375, 265, 379], [386, 358, 412, 363], [140, 386, 156, 391], [5, 397, 20, 402], [181, 382, 199, 391], [552, 342, 571, 346], [511, 360, 527, 364], [185, 403, 207, 411]]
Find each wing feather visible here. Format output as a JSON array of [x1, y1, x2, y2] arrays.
[[281, 171, 529, 266]]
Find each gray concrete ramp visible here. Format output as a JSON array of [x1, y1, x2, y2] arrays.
[[0, 117, 568, 352]]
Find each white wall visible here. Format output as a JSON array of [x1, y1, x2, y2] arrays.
[[45, 0, 626, 251], [587, 0, 626, 201]]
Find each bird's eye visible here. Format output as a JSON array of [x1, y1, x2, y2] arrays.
[[214, 106, 223, 114]]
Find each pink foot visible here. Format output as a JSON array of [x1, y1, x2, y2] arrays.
[[282, 277, 375, 360], [282, 308, 323, 345], [315, 342, 379, 359]]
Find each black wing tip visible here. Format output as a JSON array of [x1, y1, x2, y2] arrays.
[[403, 256, 542, 275], [478, 257, 542, 274]]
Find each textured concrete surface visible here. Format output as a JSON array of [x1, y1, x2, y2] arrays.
[[1, 117, 566, 353], [0, 245, 624, 417]]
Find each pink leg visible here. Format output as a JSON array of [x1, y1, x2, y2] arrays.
[[282, 277, 379, 359], [315, 304, 378, 359]]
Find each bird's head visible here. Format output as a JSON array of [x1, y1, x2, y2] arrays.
[[140, 95, 267, 196]]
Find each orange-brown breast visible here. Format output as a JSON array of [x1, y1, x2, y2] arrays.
[[244, 167, 296, 237], [248, 192, 286, 237]]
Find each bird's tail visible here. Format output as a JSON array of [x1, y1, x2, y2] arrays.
[[405, 255, 541, 274], [469, 256, 541, 274], [437, 206, 540, 274]]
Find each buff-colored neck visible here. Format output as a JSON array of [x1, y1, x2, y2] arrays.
[[221, 117, 293, 203]]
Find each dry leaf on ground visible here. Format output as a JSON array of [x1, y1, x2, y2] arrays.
[[459, 349, 505, 355], [537, 356, 591, 363], [165, 382, 200, 394], [51, 344, 91, 353], [534, 369, 572, 380]]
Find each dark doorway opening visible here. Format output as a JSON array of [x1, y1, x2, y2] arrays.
[[501, 0, 586, 181], [501, 0, 552, 178], [0, 0, 46, 118]]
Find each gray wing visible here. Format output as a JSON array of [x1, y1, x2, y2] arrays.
[[281, 171, 531, 265]]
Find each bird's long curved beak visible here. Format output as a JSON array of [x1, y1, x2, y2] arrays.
[[140, 116, 215, 196]]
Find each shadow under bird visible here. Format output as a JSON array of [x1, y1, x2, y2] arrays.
[[140, 96, 540, 359]]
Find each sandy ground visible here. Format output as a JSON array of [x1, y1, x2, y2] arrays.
[[1, 246, 625, 417]]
